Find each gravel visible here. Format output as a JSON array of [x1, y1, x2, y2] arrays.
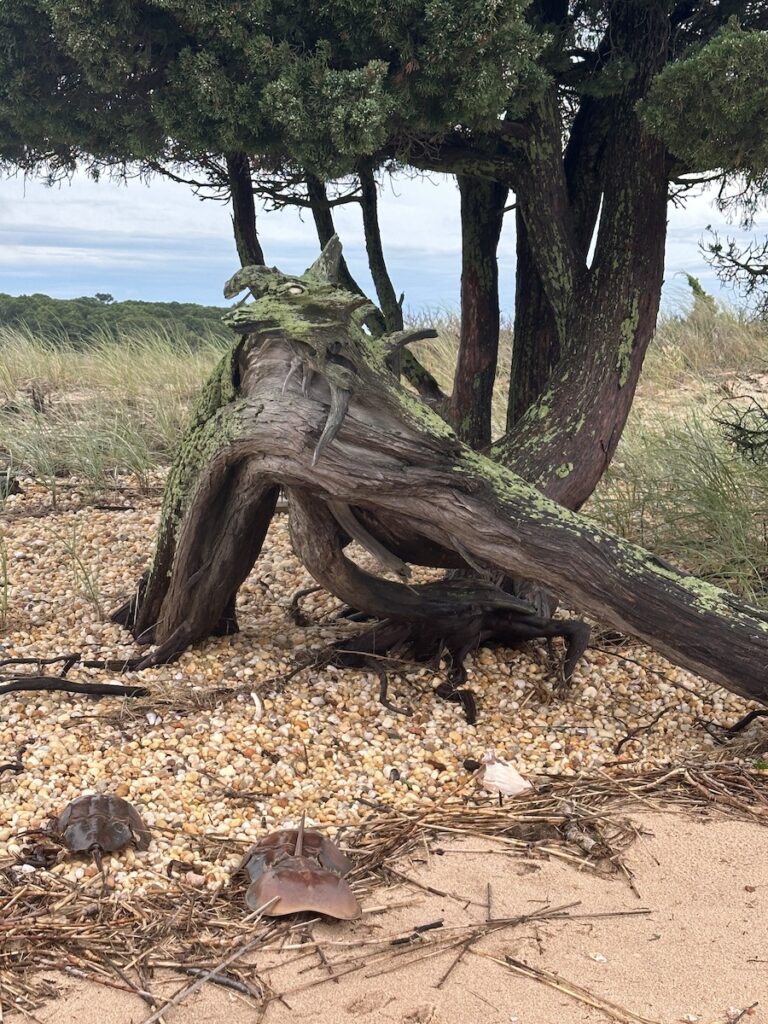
[[0, 480, 761, 895]]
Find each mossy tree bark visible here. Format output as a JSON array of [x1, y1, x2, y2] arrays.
[[506, 211, 560, 432], [493, 101, 667, 509], [113, 242, 768, 709], [490, 7, 669, 510]]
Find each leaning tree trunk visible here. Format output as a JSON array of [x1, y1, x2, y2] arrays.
[[112, 239, 768, 709]]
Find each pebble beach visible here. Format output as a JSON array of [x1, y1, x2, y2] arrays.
[[1, 479, 764, 896]]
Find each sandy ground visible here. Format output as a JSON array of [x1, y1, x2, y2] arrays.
[[28, 809, 767, 1024]]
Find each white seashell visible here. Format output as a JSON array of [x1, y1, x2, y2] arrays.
[[145, 711, 162, 726], [250, 693, 264, 720], [480, 759, 532, 797]]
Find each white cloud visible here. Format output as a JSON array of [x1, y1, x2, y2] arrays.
[[0, 168, 766, 311]]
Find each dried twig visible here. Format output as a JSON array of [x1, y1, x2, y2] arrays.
[[137, 899, 279, 1024], [480, 954, 661, 1024]]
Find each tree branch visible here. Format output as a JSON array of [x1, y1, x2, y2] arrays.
[[358, 162, 403, 332], [307, 174, 446, 403]]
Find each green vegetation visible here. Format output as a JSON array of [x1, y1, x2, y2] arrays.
[[0, 292, 231, 347], [2, 297, 768, 610], [0, 325, 226, 496]]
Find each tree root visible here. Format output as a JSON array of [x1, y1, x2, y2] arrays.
[[285, 488, 591, 722], [326, 604, 589, 724], [700, 707, 768, 744]]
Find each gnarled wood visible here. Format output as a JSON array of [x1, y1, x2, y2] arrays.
[[114, 243, 768, 708]]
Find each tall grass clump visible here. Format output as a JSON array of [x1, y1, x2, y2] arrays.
[[644, 293, 768, 386], [0, 324, 224, 494], [590, 411, 768, 606]]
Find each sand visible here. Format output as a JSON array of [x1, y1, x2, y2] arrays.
[[28, 809, 767, 1024]]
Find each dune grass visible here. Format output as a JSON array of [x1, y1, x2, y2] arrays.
[[0, 323, 226, 497], [1, 301, 767, 602], [588, 300, 768, 604], [589, 412, 768, 605]]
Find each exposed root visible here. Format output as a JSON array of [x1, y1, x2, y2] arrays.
[[288, 585, 323, 626], [327, 604, 589, 724], [375, 669, 413, 717]]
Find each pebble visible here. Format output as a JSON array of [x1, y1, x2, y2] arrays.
[[0, 479, 762, 895]]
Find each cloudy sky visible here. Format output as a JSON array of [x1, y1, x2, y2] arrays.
[[0, 169, 765, 314]]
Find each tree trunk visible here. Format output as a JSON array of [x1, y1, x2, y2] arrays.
[[226, 152, 265, 267], [359, 162, 403, 333], [506, 211, 560, 431], [450, 175, 507, 448], [493, 84, 668, 510], [113, 244, 768, 709]]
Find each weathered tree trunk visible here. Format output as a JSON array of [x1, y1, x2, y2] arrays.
[[226, 152, 265, 267], [506, 211, 559, 431], [450, 175, 507, 448], [113, 243, 768, 709], [506, 93, 609, 430], [493, 34, 668, 509]]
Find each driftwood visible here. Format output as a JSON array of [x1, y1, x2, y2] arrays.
[[112, 239, 768, 709]]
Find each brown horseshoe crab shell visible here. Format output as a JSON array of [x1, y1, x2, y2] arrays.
[[238, 822, 359, 919], [51, 794, 151, 855], [245, 856, 361, 919], [238, 827, 353, 881]]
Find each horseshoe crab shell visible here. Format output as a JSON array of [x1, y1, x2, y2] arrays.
[[246, 855, 361, 919], [238, 826, 353, 880], [51, 794, 151, 854], [238, 820, 359, 919]]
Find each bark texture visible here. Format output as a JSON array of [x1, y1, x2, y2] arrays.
[[450, 176, 507, 448], [493, 7, 670, 510], [113, 244, 768, 709]]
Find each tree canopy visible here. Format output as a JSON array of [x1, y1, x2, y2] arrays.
[[3, 3, 768, 709]]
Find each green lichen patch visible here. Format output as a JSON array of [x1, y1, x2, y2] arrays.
[[617, 295, 639, 387]]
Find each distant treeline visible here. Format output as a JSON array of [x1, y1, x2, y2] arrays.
[[0, 292, 232, 345]]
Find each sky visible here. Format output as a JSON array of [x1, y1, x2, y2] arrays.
[[0, 169, 766, 315]]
